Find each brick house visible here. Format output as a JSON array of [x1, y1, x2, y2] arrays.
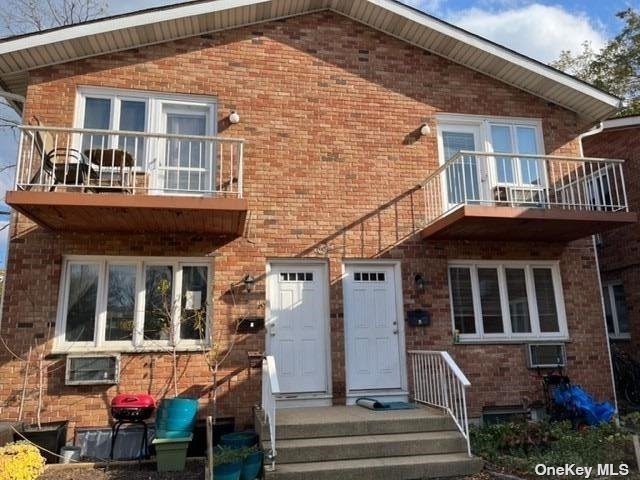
[[582, 116, 640, 350], [0, 0, 636, 475]]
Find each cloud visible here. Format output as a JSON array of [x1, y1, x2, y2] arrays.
[[449, 4, 607, 64]]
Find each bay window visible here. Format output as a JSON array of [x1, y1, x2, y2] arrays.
[[448, 261, 567, 341], [55, 256, 211, 352]]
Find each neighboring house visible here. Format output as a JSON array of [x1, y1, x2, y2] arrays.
[[0, 0, 635, 475], [582, 116, 640, 347]]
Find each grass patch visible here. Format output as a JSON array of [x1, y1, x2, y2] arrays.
[[471, 418, 638, 478]]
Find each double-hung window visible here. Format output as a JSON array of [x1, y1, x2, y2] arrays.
[[55, 256, 211, 352], [448, 261, 567, 341], [603, 283, 630, 339]]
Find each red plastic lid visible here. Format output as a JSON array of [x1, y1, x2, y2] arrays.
[[111, 393, 156, 408]]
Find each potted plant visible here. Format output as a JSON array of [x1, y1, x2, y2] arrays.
[[149, 279, 203, 471], [219, 433, 262, 480], [240, 446, 263, 480], [202, 277, 262, 479], [212, 446, 246, 480]]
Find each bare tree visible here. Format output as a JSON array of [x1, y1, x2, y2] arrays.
[[0, 0, 108, 36]]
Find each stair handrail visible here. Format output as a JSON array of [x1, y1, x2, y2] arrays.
[[408, 350, 472, 456], [262, 355, 280, 471]]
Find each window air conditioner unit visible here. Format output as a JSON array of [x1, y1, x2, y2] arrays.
[[526, 343, 566, 369], [65, 354, 120, 385], [508, 187, 544, 205], [494, 186, 544, 207]]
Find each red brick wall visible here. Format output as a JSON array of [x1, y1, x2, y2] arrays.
[[0, 12, 613, 435], [583, 126, 640, 353]]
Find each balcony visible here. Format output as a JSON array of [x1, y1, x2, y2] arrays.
[[420, 151, 637, 242], [6, 126, 247, 235]]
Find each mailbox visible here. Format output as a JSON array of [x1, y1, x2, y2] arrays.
[[237, 316, 265, 333], [406, 309, 430, 327]]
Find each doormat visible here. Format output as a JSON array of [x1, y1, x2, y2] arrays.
[[355, 397, 417, 411]]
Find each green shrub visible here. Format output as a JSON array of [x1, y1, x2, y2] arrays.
[[471, 420, 635, 478], [213, 445, 259, 466], [622, 412, 640, 433], [0, 441, 46, 480]]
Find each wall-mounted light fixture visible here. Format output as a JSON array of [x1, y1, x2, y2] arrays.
[[242, 274, 255, 293], [420, 123, 431, 136], [231, 273, 256, 294], [229, 111, 240, 124], [414, 273, 426, 290]]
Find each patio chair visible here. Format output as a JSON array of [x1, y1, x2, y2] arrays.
[[24, 117, 97, 191]]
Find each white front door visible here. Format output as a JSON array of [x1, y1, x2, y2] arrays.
[[343, 263, 405, 393], [266, 262, 329, 395]]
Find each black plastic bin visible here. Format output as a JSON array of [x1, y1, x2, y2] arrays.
[[16, 421, 68, 464]]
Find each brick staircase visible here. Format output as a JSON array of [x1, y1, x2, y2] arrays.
[[257, 405, 483, 480]]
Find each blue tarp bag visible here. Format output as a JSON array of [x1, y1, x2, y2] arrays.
[[553, 384, 615, 425]]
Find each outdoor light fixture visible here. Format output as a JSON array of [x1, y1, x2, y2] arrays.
[[420, 123, 431, 136], [229, 111, 240, 124], [231, 273, 256, 294], [242, 274, 256, 293], [414, 273, 426, 290]]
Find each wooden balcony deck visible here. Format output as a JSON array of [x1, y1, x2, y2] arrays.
[[6, 191, 248, 236], [419, 205, 637, 242]]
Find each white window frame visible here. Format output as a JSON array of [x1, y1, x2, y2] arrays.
[[448, 260, 568, 342], [436, 114, 546, 205], [74, 86, 217, 174], [603, 282, 631, 340], [54, 255, 212, 353]]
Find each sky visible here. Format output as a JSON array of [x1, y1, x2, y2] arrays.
[[0, 0, 636, 266]]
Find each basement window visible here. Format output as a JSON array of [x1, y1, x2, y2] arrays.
[[448, 260, 568, 342], [54, 256, 211, 353]]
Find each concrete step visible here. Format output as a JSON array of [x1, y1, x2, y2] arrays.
[[272, 431, 467, 464], [264, 453, 484, 480], [274, 406, 456, 440]]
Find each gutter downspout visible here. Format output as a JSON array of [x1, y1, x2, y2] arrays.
[[577, 122, 604, 156], [579, 122, 619, 416]]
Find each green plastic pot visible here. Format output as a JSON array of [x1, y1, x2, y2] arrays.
[[152, 434, 193, 472]]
